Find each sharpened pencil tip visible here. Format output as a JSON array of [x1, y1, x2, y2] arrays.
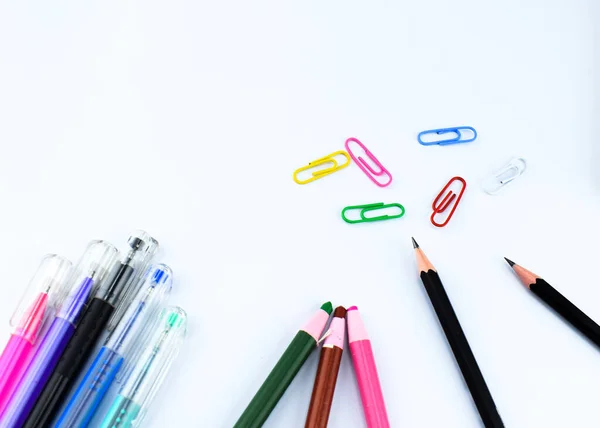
[[333, 306, 347, 318], [320, 302, 333, 315], [504, 257, 515, 267], [411, 237, 419, 249]]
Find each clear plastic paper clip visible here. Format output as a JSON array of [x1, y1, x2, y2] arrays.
[[482, 157, 526, 195]]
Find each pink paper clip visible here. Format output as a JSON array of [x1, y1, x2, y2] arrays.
[[430, 176, 467, 227], [344, 137, 393, 187]]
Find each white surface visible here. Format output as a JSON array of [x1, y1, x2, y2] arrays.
[[0, 1, 599, 427]]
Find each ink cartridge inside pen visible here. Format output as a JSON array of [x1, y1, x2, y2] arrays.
[[8, 255, 73, 346], [105, 231, 159, 330], [100, 306, 187, 428], [108, 265, 173, 380], [57, 241, 119, 325]]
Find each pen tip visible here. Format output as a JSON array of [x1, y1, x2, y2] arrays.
[[504, 257, 515, 267], [333, 306, 347, 318], [411, 237, 419, 249], [320, 301, 333, 315], [347, 305, 358, 312]]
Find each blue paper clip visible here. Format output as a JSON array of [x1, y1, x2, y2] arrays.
[[417, 126, 477, 146]]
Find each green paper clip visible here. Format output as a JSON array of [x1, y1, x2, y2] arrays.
[[342, 202, 406, 224]]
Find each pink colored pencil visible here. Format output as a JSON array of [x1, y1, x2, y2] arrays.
[[347, 306, 390, 428]]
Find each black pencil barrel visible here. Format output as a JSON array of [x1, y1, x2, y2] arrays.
[[421, 271, 504, 428], [531, 279, 600, 347]]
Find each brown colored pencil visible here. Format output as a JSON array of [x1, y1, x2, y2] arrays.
[[305, 306, 346, 428], [505, 257, 600, 347]]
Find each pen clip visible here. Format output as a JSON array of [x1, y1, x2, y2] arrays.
[[112, 265, 173, 383]]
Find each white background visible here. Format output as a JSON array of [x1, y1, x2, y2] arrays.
[[0, 0, 599, 427]]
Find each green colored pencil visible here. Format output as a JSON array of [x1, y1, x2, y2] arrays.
[[234, 302, 333, 428]]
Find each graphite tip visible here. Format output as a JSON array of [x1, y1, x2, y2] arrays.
[[504, 257, 515, 267], [411, 237, 419, 249], [333, 306, 347, 318]]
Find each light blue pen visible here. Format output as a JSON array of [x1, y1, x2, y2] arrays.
[[100, 306, 187, 428], [54, 264, 173, 428]]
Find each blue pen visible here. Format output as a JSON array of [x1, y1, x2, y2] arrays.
[[54, 265, 173, 428]]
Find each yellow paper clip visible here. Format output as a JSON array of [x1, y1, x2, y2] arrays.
[[293, 151, 351, 185]]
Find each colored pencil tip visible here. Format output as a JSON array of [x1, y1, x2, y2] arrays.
[[333, 306, 347, 318], [504, 257, 515, 267], [347, 306, 358, 312], [411, 237, 419, 249], [320, 301, 333, 315]]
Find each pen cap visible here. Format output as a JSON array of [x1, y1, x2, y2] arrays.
[[97, 231, 159, 305], [106, 231, 160, 331], [58, 240, 119, 323], [120, 306, 187, 425], [10, 254, 73, 343], [105, 264, 173, 361]]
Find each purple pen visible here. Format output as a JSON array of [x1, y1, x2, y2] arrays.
[[0, 241, 118, 428]]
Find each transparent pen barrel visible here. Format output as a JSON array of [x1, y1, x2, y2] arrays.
[[56, 347, 124, 428], [100, 395, 141, 428]]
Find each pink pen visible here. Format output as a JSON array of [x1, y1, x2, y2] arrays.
[[0, 255, 72, 415], [347, 306, 390, 428]]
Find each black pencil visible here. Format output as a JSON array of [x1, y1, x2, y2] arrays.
[[504, 257, 600, 347], [413, 238, 504, 428]]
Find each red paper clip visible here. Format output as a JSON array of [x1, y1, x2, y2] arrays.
[[430, 176, 467, 227]]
